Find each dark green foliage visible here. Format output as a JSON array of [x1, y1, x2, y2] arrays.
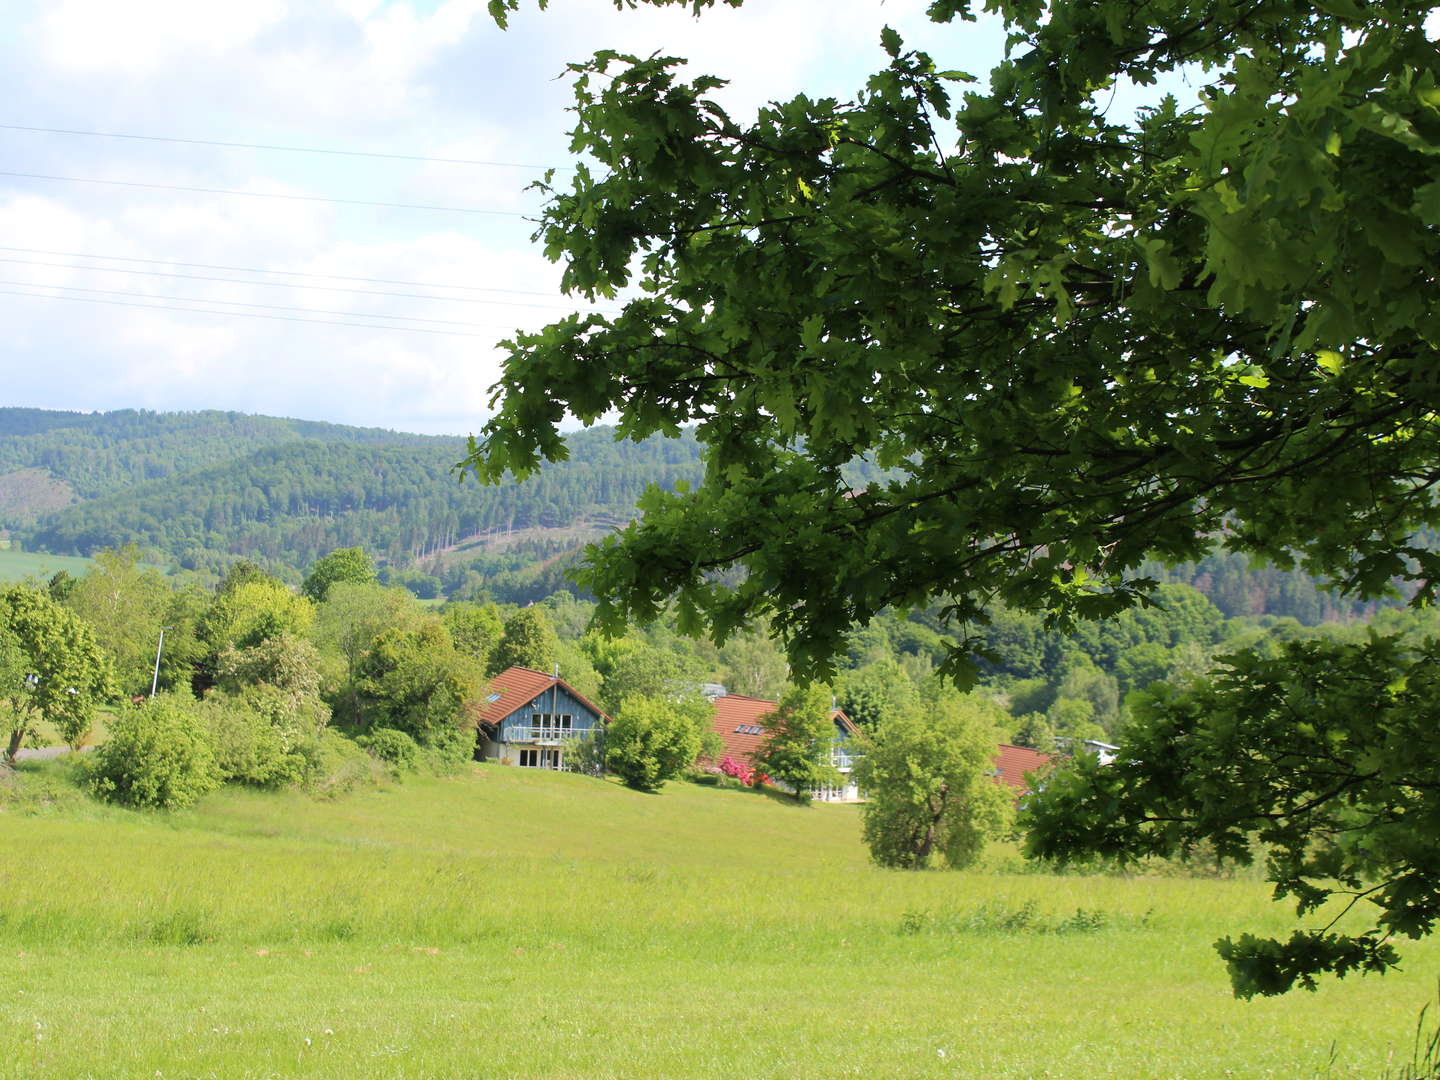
[[302, 547, 377, 602], [1024, 636, 1440, 998], [604, 693, 711, 791], [88, 696, 221, 809], [10, 411, 703, 583], [471, 0, 1440, 691], [490, 607, 559, 675], [355, 623, 478, 758]]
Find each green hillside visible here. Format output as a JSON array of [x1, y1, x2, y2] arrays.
[[0, 408, 706, 591], [0, 406, 1406, 619], [2, 760, 1432, 1078]]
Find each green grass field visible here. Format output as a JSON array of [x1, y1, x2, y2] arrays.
[[0, 549, 97, 584], [2, 761, 1435, 1079]]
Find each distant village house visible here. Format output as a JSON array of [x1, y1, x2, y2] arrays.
[[706, 691, 863, 803], [471, 666, 608, 770]]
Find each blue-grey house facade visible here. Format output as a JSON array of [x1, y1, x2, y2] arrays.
[[472, 666, 609, 770]]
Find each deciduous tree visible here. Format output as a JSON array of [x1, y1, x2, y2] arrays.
[[62, 544, 167, 697], [604, 692, 712, 790], [1, 585, 116, 759], [1026, 636, 1440, 998], [490, 607, 559, 675], [301, 546, 378, 603], [751, 683, 842, 803], [854, 693, 1014, 869], [474, 0, 1440, 993]]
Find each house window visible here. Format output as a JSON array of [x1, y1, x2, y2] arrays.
[[529, 713, 574, 735], [518, 749, 540, 767]]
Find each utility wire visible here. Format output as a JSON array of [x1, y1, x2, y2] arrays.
[[0, 123, 570, 169], [0, 255, 615, 312], [0, 278, 527, 329], [0, 122, 570, 170], [0, 245, 573, 298], [0, 287, 490, 338], [0, 170, 535, 216]]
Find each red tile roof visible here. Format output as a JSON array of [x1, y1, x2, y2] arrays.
[[468, 666, 609, 730], [994, 743, 1053, 794], [708, 694, 854, 765]]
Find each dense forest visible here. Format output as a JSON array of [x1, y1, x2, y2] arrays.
[[0, 407, 1411, 619], [1, 409, 706, 591]]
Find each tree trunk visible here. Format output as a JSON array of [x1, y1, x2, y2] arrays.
[[913, 786, 949, 865], [4, 726, 22, 764]]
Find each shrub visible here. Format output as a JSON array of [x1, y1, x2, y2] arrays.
[[605, 693, 712, 791], [357, 727, 419, 772], [295, 730, 389, 800], [88, 696, 221, 809], [194, 692, 309, 788], [567, 729, 605, 777]]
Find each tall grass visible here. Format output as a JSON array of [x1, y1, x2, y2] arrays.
[[2, 761, 1435, 1078]]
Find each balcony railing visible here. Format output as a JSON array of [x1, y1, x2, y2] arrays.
[[505, 727, 592, 744], [832, 752, 860, 771]]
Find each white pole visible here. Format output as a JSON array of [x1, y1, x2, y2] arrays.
[[150, 626, 171, 698]]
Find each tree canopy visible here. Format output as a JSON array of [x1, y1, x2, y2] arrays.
[[302, 547, 378, 603], [473, 0, 1440, 995], [854, 691, 1014, 870], [472, 0, 1440, 681], [1, 584, 116, 757], [751, 683, 844, 801]]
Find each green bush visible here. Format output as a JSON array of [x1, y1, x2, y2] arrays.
[[295, 730, 389, 800], [194, 692, 308, 788], [605, 693, 712, 792], [356, 727, 419, 772], [88, 696, 221, 809]]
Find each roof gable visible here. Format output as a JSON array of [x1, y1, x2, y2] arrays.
[[470, 666, 609, 730]]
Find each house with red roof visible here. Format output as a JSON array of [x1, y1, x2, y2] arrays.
[[711, 690, 1053, 803], [707, 692, 863, 802], [471, 666, 609, 770], [993, 743, 1053, 797]]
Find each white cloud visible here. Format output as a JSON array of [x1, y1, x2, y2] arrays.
[[32, 0, 293, 74], [0, 0, 993, 433]]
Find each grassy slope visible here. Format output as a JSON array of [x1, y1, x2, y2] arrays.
[[0, 548, 96, 584], [2, 762, 1436, 1079]]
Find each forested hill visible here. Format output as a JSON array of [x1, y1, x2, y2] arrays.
[[0, 408, 438, 504], [0, 407, 1402, 621], [2, 408, 704, 584]]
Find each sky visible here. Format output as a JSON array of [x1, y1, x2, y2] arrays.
[[0, 0, 1017, 436]]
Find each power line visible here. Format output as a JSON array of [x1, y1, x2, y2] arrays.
[[0, 245, 574, 298], [0, 286, 490, 338], [0, 122, 570, 170], [0, 170, 536, 216], [0, 255, 613, 312], [0, 277, 524, 329]]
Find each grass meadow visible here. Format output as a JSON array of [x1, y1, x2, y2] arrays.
[[0, 549, 97, 584], [2, 760, 1436, 1079]]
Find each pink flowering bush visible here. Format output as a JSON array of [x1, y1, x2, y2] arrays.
[[718, 756, 770, 788], [719, 755, 754, 785]]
